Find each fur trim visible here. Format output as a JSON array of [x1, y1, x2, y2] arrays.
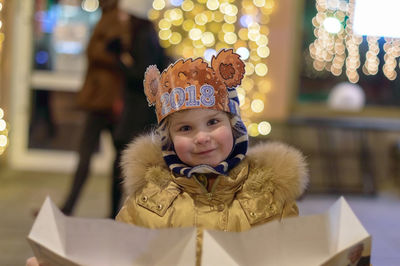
[[120, 133, 165, 196], [246, 141, 309, 201], [121, 135, 308, 199]]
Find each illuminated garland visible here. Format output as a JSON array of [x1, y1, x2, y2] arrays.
[[0, 0, 8, 155], [310, 0, 400, 83], [0, 108, 8, 155], [148, 0, 275, 137]]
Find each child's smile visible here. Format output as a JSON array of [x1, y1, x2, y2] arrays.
[[169, 109, 234, 167]]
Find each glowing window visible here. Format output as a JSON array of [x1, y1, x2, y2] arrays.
[[353, 0, 400, 38]]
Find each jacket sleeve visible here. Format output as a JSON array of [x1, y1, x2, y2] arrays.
[[116, 197, 137, 224]]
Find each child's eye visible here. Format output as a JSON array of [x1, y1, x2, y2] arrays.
[[207, 119, 219, 126], [179, 125, 191, 132]]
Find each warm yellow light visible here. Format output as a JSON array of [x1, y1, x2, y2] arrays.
[[148, 10, 160, 20], [253, 91, 266, 101], [242, 98, 250, 110], [257, 46, 270, 58], [248, 31, 260, 41], [226, 5, 238, 16], [258, 121, 271, 135], [189, 28, 202, 40], [194, 47, 206, 57], [217, 31, 225, 42], [215, 42, 227, 52], [195, 13, 208, 25], [170, 8, 183, 21], [208, 22, 220, 33], [170, 32, 182, 44], [218, 2, 227, 12], [258, 79, 271, 93], [253, 0, 265, 8], [238, 28, 248, 41], [248, 123, 260, 137], [224, 32, 237, 44], [182, 46, 195, 57], [159, 19, 171, 29], [238, 94, 245, 106], [0, 8, 10, 155], [213, 11, 224, 22], [201, 32, 215, 46], [183, 19, 195, 31], [242, 77, 255, 91], [248, 22, 260, 32], [153, 0, 166, 10], [151, 0, 276, 124], [224, 15, 237, 24], [237, 87, 246, 106], [204, 10, 213, 21], [242, 0, 253, 9], [0, 134, 7, 147], [255, 63, 268, 76], [245, 62, 255, 76], [193, 39, 205, 48], [182, 0, 195, 11], [237, 86, 246, 95], [0, 119, 5, 131], [81, 0, 99, 12], [160, 39, 171, 48], [172, 17, 184, 26], [250, 50, 260, 61], [206, 0, 219, 10], [310, 0, 400, 81], [222, 23, 235, 33], [251, 99, 264, 113], [256, 34, 268, 46], [159, 29, 172, 40]]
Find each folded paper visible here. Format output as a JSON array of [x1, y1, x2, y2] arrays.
[[201, 197, 371, 266], [28, 197, 371, 266], [27, 197, 197, 266]]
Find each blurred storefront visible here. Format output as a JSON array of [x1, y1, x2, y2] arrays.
[[1, 0, 304, 173], [1, 0, 400, 195], [2, 0, 113, 173]]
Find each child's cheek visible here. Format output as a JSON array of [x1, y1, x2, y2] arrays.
[[173, 136, 190, 155]]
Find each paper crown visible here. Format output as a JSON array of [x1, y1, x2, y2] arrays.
[[144, 49, 246, 122]]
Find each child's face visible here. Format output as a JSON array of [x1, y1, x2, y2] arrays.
[[169, 109, 233, 167]]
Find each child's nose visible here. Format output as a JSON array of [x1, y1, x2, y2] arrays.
[[194, 131, 211, 145]]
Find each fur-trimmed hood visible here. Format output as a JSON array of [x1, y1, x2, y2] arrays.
[[121, 134, 308, 199]]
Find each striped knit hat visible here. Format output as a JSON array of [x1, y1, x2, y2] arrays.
[[144, 49, 248, 177]]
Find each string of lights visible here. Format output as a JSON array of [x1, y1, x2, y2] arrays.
[[148, 0, 275, 137], [310, 0, 400, 83], [0, 0, 9, 155]]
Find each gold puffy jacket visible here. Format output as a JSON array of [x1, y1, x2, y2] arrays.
[[116, 134, 308, 264]]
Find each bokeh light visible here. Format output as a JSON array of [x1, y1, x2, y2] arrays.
[[149, 0, 276, 135], [81, 0, 99, 12], [310, 0, 400, 82], [0, 5, 9, 156], [323, 17, 341, 34], [258, 121, 271, 135]]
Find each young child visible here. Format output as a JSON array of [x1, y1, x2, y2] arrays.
[[116, 49, 308, 262], [26, 49, 308, 266]]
